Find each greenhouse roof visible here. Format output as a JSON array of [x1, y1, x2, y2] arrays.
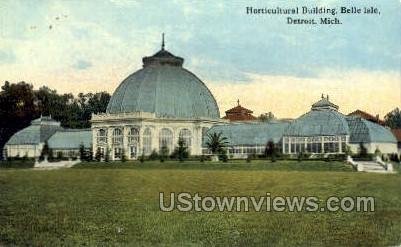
[[284, 110, 349, 137], [346, 117, 397, 143], [203, 121, 289, 147], [48, 129, 92, 149], [5, 121, 61, 145]]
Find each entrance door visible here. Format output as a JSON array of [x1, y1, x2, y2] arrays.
[[130, 146, 137, 159]]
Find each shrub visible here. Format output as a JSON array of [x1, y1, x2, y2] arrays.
[[148, 150, 159, 160], [390, 153, 400, 162], [139, 152, 145, 163], [104, 149, 110, 162], [271, 154, 276, 162], [159, 146, 169, 163], [95, 147, 102, 162], [218, 150, 228, 163], [358, 142, 368, 158], [121, 149, 127, 162], [246, 155, 252, 163], [171, 137, 189, 162], [57, 151, 63, 160]]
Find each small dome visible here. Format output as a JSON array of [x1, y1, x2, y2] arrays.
[[106, 40, 220, 119], [311, 94, 339, 111], [285, 96, 349, 136], [284, 110, 349, 137]]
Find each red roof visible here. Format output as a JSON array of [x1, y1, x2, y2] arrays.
[[223, 103, 257, 121], [391, 129, 401, 142], [225, 105, 253, 114], [348, 109, 385, 126]]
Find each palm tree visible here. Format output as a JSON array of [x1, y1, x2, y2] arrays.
[[205, 132, 229, 154]]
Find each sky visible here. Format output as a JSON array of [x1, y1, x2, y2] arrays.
[[0, 0, 400, 118]]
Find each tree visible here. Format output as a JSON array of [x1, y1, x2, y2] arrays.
[[121, 148, 127, 162], [259, 112, 276, 122], [0, 81, 111, 159], [139, 149, 145, 163], [149, 150, 159, 160], [265, 140, 279, 162], [95, 147, 102, 161], [173, 137, 189, 162], [104, 149, 110, 162], [205, 132, 229, 154], [40, 141, 51, 160], [159, 146, 169, 162], [384, 108, 401, 128], [0, 81, 38, 160], [264, 140, 276, 157], [57, 151, 63, 160], [358, 142, 368, 158], [79, 144, 86, 161]]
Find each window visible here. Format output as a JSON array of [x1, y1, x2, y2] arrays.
[[128, 127, 140, 144], [112, 128, 123, 145], [143, 128, 152, 155], [130, 146, 137, 159], [114, 147, 122, 160], [159, 128, 173, 153], [97, 129, 107, 144], [179, 129, 192, 148], [202, 127, 209, 143]]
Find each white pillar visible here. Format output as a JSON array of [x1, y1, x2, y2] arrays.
[[107, 127, 113, 160]]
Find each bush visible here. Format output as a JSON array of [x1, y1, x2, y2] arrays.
[[148, 150, 159, 160], [139, 152, 145, 163], [390, 153, 400, 162], [246, 155, 252, 163], [159, 146, 169, 163], [95, 147, 102, 162], [218, 150, 228, 163], [358, 142, 368, 158], [374, 148, 381, 156], [104, 150, 110, 162], [171, 137, 189, 162], [57, 151, 63, 160], [121, 151, 127, 162]]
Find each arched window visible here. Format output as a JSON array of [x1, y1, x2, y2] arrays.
[[159, 128, 173, 153], [128, 127, 139, 144], [112, 128, 123, 145], [143, 128, 152, 155], [179, 128, 192, 148], [202, 127, 209, 143], [97, 129, 107, 144]]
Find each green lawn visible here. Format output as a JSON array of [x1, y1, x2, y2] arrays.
[[0, 160, 400, 246]]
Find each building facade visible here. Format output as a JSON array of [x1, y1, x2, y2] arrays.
[[282, 95, 397, 155], [91, 40, 225, 160]]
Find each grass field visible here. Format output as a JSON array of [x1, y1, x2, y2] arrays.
[[1, 160, 400, 246]]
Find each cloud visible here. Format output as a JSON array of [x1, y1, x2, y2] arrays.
[[73, 59, 92, 70]]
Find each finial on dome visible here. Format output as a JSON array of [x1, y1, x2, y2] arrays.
[[321, 93, 324, 99], [161, 33, 165, 50], [237, 99, 240, 106]]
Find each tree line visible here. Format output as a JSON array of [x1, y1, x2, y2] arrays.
[[0, 81, 110, 159]]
